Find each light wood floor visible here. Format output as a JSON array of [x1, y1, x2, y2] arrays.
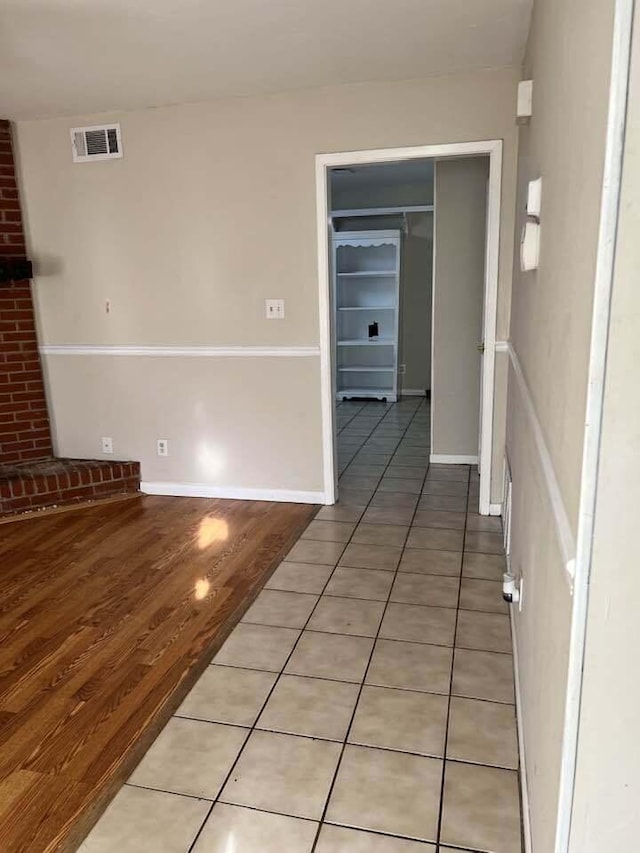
[[0, 494, 316, 852]]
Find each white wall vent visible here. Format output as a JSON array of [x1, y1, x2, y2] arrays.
[[70, 124, 123, 163]]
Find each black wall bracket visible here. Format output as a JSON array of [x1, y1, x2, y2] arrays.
[[0, 259, 33, 285]]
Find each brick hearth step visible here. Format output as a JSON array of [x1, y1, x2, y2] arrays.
[[0, 457, 141, 516]]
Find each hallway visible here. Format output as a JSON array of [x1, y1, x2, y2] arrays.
[[81, 399, 523, 852]]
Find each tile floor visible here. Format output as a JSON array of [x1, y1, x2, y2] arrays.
[[80, 398, 523, 853]]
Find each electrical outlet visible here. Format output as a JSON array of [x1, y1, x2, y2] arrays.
[[398, 364, 406, 375], [157, 439, 169, 457], [101, 436, 113, 454], [265, 298, 285, 319]]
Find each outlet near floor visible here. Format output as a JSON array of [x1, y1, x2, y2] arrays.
[[157, 439, 169, 457]]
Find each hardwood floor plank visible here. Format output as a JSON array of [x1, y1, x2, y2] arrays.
[[0, 494, 315, 852]]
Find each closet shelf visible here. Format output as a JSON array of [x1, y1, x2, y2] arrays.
[[338, 366, 395, 373], [338, 306, 396, 311], [336, 270, 396, 277], [337, 339, 395, 346], [336, 388, 393, 398]]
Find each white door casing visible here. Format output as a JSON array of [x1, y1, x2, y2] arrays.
[[316, 140, 502, 513]]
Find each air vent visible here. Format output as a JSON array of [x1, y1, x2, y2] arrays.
[[70, 124, 123, 163]]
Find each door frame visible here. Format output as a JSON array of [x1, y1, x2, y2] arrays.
[[315, 140, 503, 513]]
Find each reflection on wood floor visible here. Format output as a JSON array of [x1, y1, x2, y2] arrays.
[[0, 494, 316, 852]]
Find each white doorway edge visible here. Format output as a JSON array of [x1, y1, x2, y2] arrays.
[[315, 140, 503, 512]]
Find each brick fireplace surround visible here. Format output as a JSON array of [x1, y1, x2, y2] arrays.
[[0, 119, 140, 515]]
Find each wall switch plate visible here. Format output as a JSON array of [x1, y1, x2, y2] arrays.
[[157, 439, 169, 457], [265, 298, 285, 319], [101, 436, 113, 454]]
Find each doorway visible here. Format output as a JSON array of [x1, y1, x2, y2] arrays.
[[316, 141, 502, 514]]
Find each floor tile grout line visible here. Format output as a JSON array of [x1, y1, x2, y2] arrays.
[[310, 398, 431, 851], [231, 620, 511, 649], [124, 779, 484, 853], [159, 714, 519, 770], [335, 400, 366, 437], [208, 664, 516, 705], [434, 465, 472, 849], [338, 402, 411, 481]]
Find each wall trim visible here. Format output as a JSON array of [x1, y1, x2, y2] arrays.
[[511, 608, 533, 853], [505, 341, 577, 580], [400, 388, 427, 397], [39, 345, 321, 358], [489, 502, 503, 516], [141, 481, 326, 504], [429, 453, 479, 465]]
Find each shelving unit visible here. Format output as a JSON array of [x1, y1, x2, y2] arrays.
[[333, 230, 401, 402]]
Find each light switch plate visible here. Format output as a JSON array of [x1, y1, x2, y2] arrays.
[[265, 299, 285, 319], [101, 436, 113, 454]]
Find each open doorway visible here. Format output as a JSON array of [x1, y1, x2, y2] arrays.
[[316, 142, 502, 515]]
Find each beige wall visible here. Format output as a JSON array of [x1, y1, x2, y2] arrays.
[[432, 157, 488, 458], [401, 213, 432, 392], [569, 7, 640, 849], [15, 68, 518, 495], [506, 0, 616, 849], [43, 355, 323, 491]]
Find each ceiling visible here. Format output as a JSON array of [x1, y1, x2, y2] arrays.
[[0, 0, 532, 120]]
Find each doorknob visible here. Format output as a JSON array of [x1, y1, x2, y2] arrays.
[[477, 343, 485, 353]]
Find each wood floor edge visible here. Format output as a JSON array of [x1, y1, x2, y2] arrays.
[[0, 492, 143, 525]]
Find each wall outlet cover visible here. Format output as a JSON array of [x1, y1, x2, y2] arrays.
[[265, 298, 285, 319], [101, 436, 113, 454], [157, 439, 169, 457]]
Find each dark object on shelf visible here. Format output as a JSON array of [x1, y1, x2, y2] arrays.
[[0, 259, 33, 284], [368, 321, 379, 338]]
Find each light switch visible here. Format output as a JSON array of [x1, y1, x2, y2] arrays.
[[265, 299, 285, 319], [526, 177, 542, 218]]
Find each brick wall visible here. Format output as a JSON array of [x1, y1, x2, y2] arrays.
[[0, 119, 54, 464], [0, 459, 141, 515]]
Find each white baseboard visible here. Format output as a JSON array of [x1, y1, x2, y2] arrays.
[[429, 453, 479, 465], [400, 388, 428, 397], [489, 502, 503, 516], [511, 610, 533, 853], [141, 481, 326, 504]]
